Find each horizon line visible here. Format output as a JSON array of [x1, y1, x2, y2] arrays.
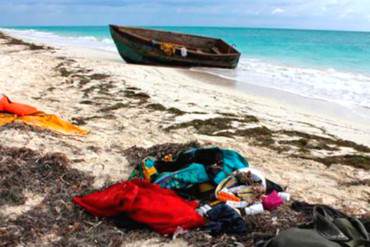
[[1, 24, 370, 34]]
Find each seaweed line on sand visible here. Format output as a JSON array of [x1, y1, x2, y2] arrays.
[[165, 118, 370, 170]]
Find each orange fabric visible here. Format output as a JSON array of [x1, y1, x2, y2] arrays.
[[217, 191, 241, 202], [163, 154, 173, 162], [160, 43, 176, 56], [0, 112, 87, 136], [19, 113, 88, 136], [0, 96, 38, 116], [0, 96, 87, 136]]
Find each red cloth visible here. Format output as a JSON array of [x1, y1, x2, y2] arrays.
[[0, 96, 38, 116], [73, 179, 205, 234], [262, 190, 283, 211]]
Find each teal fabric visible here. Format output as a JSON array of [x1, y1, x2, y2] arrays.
[[135, 147, 249, 188], [154, 163, 209, 189], [144, 157, 156, 169], [213, 149, 249, 184]]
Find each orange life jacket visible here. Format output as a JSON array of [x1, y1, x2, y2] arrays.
[[0, 96, 38, 116]]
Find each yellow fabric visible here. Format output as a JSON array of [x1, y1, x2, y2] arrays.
[[142, 160, 158, 182], [160, 42, 176, 56], [0, 112, 87, 136], [210, 200, 222, 206], [0, 113, 17, 126], [237, 187, 259, 204]]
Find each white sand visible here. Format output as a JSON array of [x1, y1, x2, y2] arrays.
[[0, 31, 369, 245]]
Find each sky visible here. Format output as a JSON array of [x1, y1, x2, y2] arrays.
[[1, 0, 370, 31]]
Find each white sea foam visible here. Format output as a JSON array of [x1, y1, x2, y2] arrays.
[[194, 57, 370, 109], [0, 28, 117, 52]]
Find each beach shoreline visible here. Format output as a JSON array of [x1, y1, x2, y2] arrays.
[[0, 31, 369, 246], [3, 27, 370, 144]]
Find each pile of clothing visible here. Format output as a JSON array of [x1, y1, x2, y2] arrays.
[[0, 95, 87, 135], [73, 146, 370, 246]]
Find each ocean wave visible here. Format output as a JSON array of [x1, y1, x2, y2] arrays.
[[193, 57, 370, 109], [0, 28, 117, 52]]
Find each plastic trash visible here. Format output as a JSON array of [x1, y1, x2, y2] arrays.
[[197, 204, 212, 216], [181, 47, 188, 57], [278, 192, 290, 202], [244, 203, 264, 215]]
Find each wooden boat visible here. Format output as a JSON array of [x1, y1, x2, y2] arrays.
[[109, 25, 241, 69]]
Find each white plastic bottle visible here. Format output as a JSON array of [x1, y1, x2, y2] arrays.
[[244, 203, 264, 215], [278, 192, 290, 202]]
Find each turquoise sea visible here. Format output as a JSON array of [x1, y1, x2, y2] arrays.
[[2, 26, 370, 109]]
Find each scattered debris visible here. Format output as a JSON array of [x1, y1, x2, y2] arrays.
[[0, 32, 52, 51]]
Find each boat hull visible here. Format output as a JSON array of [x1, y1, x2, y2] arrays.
[[110, 26, 240, 69]]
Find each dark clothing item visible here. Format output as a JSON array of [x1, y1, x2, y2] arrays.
[[73, 179, 205, 235], [155, 147, 223, 173], [292, 201, 348, 219], [205, 204, 248, 236], [175, 185, 217, 202], [265, 179, 284, 194], [258, 205, 370, 247], [265, 228, 342, 247], [154, 147, 249, 185], [360, 217, 370, 234]]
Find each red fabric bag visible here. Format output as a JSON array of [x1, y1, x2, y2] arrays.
[[73, 179, 205, 234]]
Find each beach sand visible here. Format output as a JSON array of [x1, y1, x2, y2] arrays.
[[0, 31, 369, 246]]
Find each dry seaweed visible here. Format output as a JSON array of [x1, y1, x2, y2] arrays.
[[0, 145, 170, 246], [146, 103, 189, 116], [71, 117, 86, 125], [89, 73, 111, 80], [54, 62, 111, 89], [123, 90, 150, 102], [165, 116, 370, 170], [311, 155, 370, 170], [166, 117, 273, 148], [122, 141, 201, 167], [232, 127, 274, 146], [279, 130, 370, 153], [0, 122, 60, 137], [0, 32, 52, 51], [82, 114, 117, 121], [1, 144, 367, 246], [99, 102, 129, 112], [167, 107, 187, 116], [146, 103, 167, 111], [82, 82, 116, 98], [58, 67, 74, 77], [165, 117, 259, 136], [339, 179, 370, 187]]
